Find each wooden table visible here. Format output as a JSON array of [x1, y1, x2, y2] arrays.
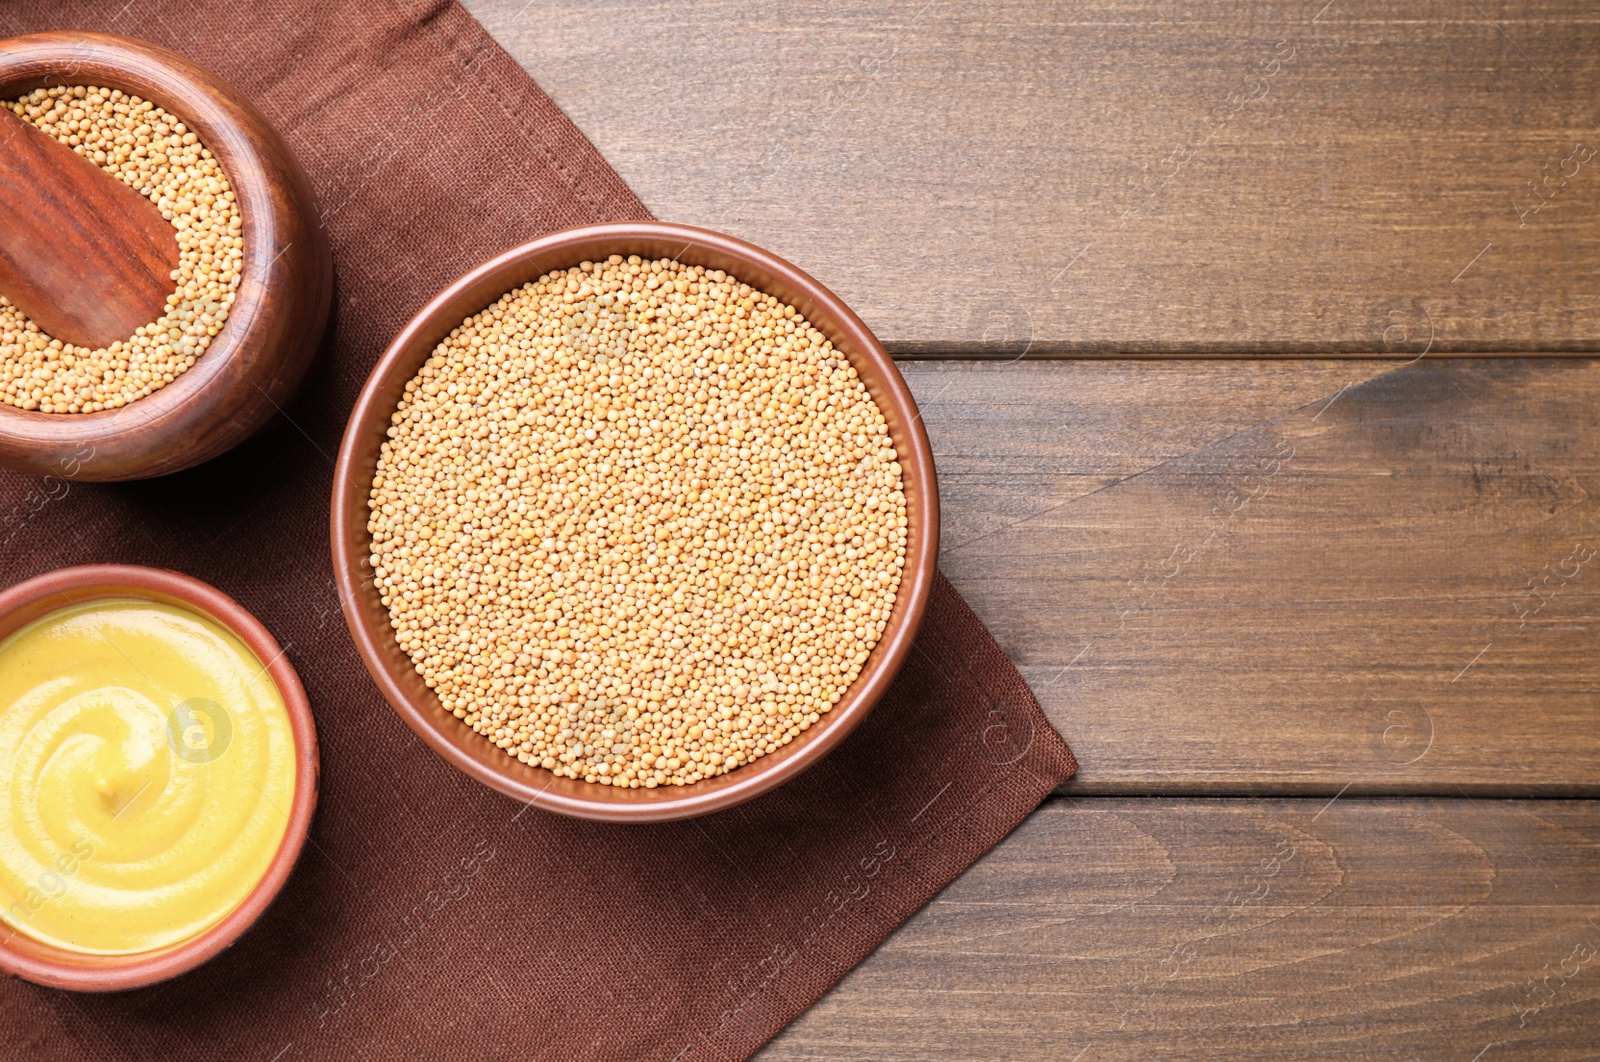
[[468, 2, 1600, 1055]]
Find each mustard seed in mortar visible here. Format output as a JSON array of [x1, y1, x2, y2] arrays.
[[369, 256, 909, 788], [0, 85, 243, 414]]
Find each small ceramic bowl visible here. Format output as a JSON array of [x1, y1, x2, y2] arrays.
[[332, 221, 939, 823], [0, 32, 332, 481], [0, 564, 318, 991]]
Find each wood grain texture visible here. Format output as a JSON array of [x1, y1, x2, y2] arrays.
[[0, 32, 332, 481], [897, 358, 1600, 794], [757, 796, 1600, 1061], [0, 106, 177, 349], [467, 0, 1600, 355], [443, 6, 1600, 1058]]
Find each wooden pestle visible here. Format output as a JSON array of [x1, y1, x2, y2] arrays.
[[0, 104, 179, 351]]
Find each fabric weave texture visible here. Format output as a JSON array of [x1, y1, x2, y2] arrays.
[[0, 2, 1077, 1058]]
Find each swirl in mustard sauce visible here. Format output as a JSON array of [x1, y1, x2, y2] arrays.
[[0, 599, 295, 954]]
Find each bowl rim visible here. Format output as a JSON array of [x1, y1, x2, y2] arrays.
[[0, 563, 318, 992], [0, 30, 332, 481], [331, 220, 939, 823]]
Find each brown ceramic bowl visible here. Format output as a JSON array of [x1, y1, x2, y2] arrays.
[[332, 221, 939, 822], [0, 564, 318, 991], [0, 32, 332, 481]]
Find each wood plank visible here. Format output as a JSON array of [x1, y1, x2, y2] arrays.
[[897, 358, 1600, 794], [757, 796, 1600, 1060], [467, 0, 1600, 355]]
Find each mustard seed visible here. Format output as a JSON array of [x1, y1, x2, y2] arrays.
[[0, 86, 242, 413], [369, 257, 909, 787]]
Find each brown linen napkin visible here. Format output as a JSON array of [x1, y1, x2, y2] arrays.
[[0, 2, 1077, 1058]]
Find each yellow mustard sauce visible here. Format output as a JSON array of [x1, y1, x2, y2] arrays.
[[0, 598, 295, 954]]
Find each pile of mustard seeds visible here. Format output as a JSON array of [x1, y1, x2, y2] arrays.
[[0, 85, 243, 414], [369, 256, 909, 787]]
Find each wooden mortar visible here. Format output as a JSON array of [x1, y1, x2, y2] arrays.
[[0, 32, 332, 481]]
